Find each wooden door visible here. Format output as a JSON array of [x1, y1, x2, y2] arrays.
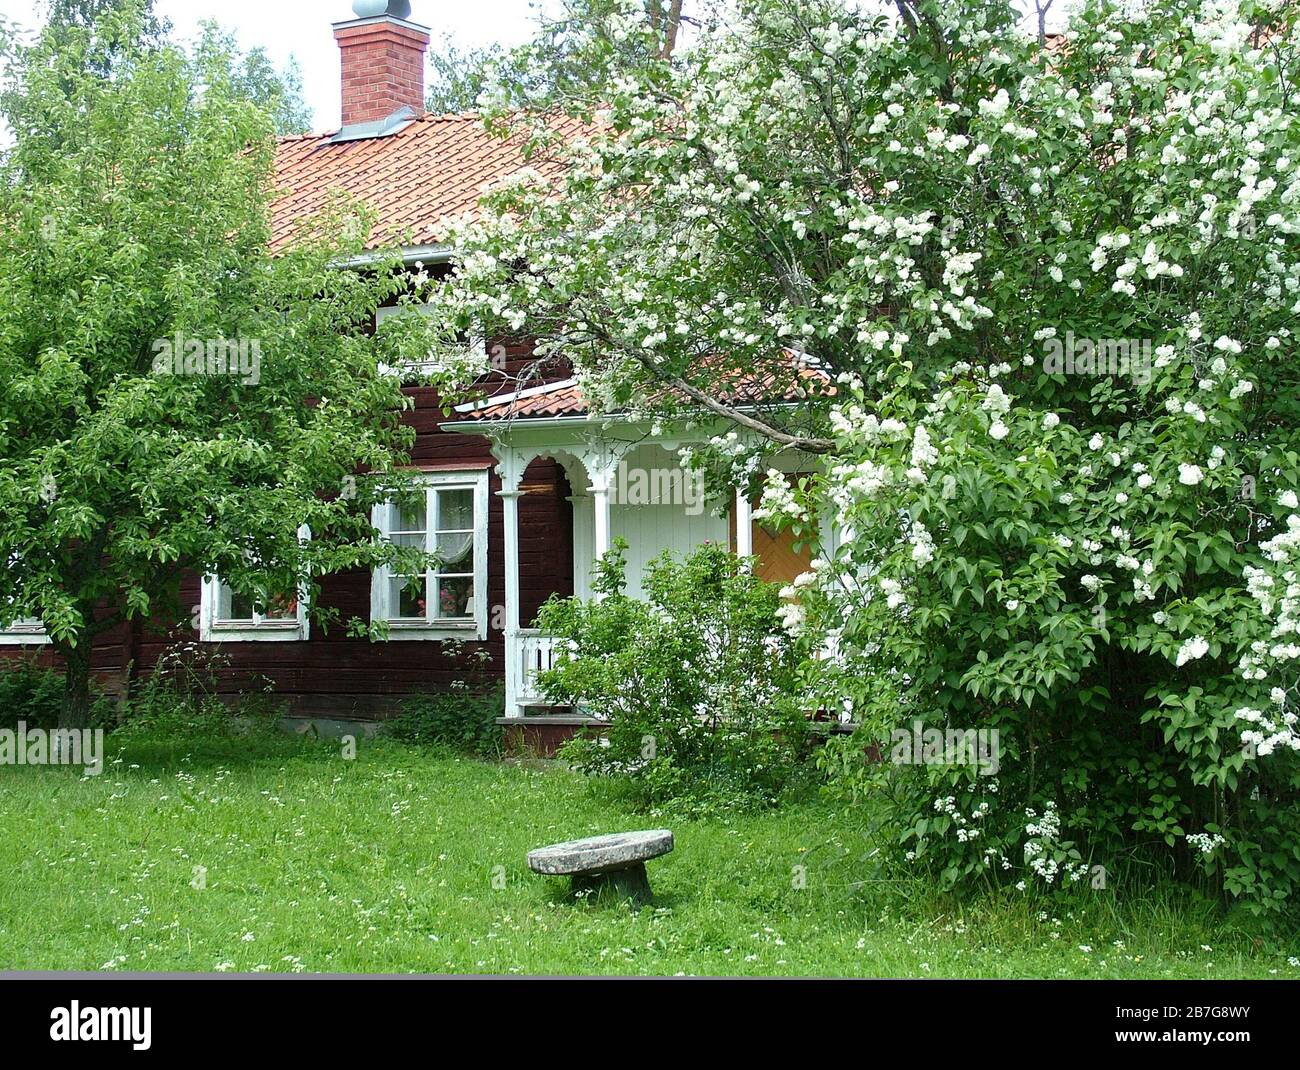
[[729, 497, 813, 586]]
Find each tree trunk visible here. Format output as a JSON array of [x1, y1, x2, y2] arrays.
[[661, 0, 684, 59], [60, 643, 92, 730]]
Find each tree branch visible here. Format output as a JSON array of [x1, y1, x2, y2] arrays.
[[623, 346, 835, 453]]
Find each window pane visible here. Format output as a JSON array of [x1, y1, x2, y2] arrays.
[[437, 488, 474, 532], [261, 593, 298, 620], [390, 574, 426, 620], [435, 575, 474, 619], [219, 586, 255, 621], [435, 531, 473, 573], [391, 530, 427, 552], [391, 498, 428, 534]]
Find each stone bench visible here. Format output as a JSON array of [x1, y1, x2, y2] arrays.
[[527, 830, 674, 905]]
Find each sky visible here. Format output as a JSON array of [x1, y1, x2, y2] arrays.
[[0, 1, 556, 133], [0, 0, 1073, 135]]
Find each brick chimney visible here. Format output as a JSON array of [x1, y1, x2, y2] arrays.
[[334, 3, 430, 129]]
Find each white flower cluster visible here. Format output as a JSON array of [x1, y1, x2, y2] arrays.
[[1175, 635, 1210, 667], [879, 577, 907, 611], [1186, 831, 1226, 856], [1022, 802, 1090, 886], [909, 520, 935, 567], [1236, 493, 1300, 757], [910, 424, 939, 471], [933, 793, 991, 845], [776, 599, 806, 637], [1235, 702, 1299, 757], [753, 468, 807, 524]]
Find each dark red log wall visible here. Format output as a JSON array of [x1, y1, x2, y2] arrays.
[[2, 352, 576, 722]]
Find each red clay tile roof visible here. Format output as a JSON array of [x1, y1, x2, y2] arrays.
[[453, 357, 834, 423], [265, 33, 1097, 255], [270, 112, 585, 252], [457, 380, 588, 421]]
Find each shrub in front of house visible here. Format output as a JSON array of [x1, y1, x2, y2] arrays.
[[111, 643, 284, 741], [386, 644, 503, 757], [0, 659, 114, 732], [0, 660, 66, 731], [536, 540, 815, 810], [388, 684, 504, 758]]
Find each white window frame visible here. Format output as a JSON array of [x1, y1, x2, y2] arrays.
[[375, 302, 485, 378], [370, 469, 489, 641], [199, 527, 311, 643], [0, 617, 50, 646], [2, 556, 50, 644]]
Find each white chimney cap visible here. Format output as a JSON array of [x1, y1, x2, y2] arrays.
[[352, 1, 412, 18]]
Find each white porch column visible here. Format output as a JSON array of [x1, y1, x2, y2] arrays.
[[589, 478, 612, 601], [583, 450, 621, 601], [568, 490, 592, 600], [587, 461, 616, 555], [574, 439, 629, 598], [735, 487, 754, 561], [494, 446, 525, 718], [592, 480, 612, 561]]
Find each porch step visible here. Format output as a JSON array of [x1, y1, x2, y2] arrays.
[[495, 715, 608, 727]]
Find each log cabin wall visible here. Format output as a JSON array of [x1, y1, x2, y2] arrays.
[[1, 335, 577, 724]]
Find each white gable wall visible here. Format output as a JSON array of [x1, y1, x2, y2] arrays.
[[606, 443, 729, 600], [610, 501, 729, 600]]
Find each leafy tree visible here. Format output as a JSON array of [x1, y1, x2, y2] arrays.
[[442, 0, 1300, 914], [43, 0, 169, 45], [32, 0, 169, 86], [191, 21, 312, 136], [0, 7, 438, 727], [430, 0, 692, 115], [426, 35, 511, 114], [38, 3, 311, 134]]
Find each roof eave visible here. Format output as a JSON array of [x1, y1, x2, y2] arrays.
[[439, 414, 602, 433], [439, 398, 817, 435], [329, 243, 454, 269]]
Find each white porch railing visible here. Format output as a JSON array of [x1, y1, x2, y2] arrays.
[[512, 628, 562, 710]]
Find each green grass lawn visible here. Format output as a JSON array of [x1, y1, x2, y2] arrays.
[[0, 730, 1294, 977]]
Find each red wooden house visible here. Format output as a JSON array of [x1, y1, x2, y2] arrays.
[[1, 2, 829, 751]]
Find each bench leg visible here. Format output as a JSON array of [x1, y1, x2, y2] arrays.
[[572, 863, 653, 906]]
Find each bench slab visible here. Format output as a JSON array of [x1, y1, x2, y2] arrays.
[[528, 831, 674, 905], [528, 830, 674, 875]]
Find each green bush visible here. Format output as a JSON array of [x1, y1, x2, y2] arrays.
[[112, 642, 283, 741], [0, 659, 65, 730], [388, 649, 504, 757], [387, 689, 504, 756], [0, 658, 114, 731], [537, 540, 815, 811]]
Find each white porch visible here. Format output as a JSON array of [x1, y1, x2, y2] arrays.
[[513, 627, 564, 711], [442, 387, 833, 720], [491, 428, 758, 718]]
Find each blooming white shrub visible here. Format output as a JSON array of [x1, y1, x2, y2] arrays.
[[441, 0, 1300, 914]]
